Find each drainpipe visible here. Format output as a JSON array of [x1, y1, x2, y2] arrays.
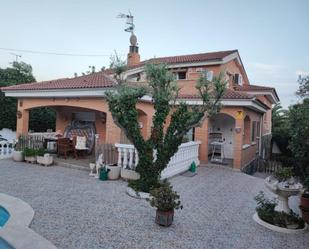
[[259, 114, 263, 157]]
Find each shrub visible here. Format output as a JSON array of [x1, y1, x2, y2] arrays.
[[36, 147, 47, 156], [23, 147, 37, 157], [274, 167, 293, 182], [147, 180, 183, 212], [254, 191, 304, 229]]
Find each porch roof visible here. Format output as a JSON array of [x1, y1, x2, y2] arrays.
[[178, 89, 254, 100], [1, 71, 117, 91]]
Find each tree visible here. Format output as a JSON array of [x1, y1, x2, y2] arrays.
[[288, 99, 309, 178], [106, 64, 226, 192], [0, 61, 36, 130], [296, 75, 309, 98], [0, 61, 55, 132], [271, 103, 290, 155]]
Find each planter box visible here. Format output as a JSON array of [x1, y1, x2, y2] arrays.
[[24, 156, 37, 164], [106, 165, 121, 180], [37, 154, 53, 166], [12, 151, 24, 162], [121, 168, 140, 180]]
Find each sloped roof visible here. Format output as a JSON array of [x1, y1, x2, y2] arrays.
[[129, 50, 238, 69], [233, 84, 279, 101], [1, 71, 117, 91], [178, 89, 254, 100]]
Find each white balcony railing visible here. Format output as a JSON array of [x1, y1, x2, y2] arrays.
[[115, 141, 201, 179], [0, 141, 16, 159]]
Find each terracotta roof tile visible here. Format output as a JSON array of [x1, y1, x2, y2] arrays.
[[233, 84, 275, 91], [129, 50, 238, 69], [1, 72, 117, 91], [178, 89, 254, 100]]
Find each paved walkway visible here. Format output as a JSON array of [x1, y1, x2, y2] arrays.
[[0, 160, 308, 249]]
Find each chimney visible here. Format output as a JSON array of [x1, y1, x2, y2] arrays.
[[127, 33, 140, 67]]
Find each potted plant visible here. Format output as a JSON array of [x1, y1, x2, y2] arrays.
[[106, 163, 121, 180], [89, 161, 96, 176], [147, 180, 183, 227], [274, 167, 294, 184], [36, 148, 53, 166], [300, 176, 309, 224], [23, 147, 37, 163], [12, 137, 24, 162]]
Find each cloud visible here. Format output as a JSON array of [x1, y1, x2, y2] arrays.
[[295, 70, 309, 76]]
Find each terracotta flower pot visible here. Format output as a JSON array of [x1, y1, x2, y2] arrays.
[[155, 209, 174, 227], [300, 206, 309, 224], [300, 194, 309, 224], [300, 194, 309, 207]]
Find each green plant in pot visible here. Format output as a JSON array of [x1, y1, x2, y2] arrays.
[[300, 176, 309, 224], [23, 147, 37, 163], [147, 180, 183, 227], [274, 167, 294, 183]]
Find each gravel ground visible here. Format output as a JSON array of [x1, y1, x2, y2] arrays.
[[0, 159, 308, 249]]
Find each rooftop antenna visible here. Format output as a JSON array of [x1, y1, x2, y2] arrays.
[[117, 11, 135, 34], [10, 53, 22, 62]]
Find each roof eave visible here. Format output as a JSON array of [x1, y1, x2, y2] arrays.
[[3, 87, 116, 98]]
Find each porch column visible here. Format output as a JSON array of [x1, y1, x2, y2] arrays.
[[194, 118, 208, 164], [105, 111, 121, 144], [16, 109, 29, 137], [233, 118, 244, 170]]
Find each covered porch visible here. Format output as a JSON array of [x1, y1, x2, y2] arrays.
[[194, 107, 263, 171]]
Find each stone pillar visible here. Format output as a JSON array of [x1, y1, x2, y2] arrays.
[[16, 109, 29, 137], [194, 118, 209, 164], [105, 111, 122, 144], [233, 118, 244, 170]]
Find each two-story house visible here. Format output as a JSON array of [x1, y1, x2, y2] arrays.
[[2, 33, 279, 171]]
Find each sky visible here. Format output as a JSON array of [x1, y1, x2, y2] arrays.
[[0, 0, 308, 108]]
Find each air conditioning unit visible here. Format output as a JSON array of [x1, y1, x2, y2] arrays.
[[234, 73, 243, 85]]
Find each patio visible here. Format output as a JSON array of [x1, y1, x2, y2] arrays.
[[0, 159, 308, 249]]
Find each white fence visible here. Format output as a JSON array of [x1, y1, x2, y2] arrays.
[[0, 141, 16, 159], [115, 141, 201, 179]]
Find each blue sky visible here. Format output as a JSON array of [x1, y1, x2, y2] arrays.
[[0, 0, 308, 108]]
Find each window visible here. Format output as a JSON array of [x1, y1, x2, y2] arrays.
[[256, 121, 260, 138], [251, 121, 256, 142], [207, 70, 213, 81], [243, 116, 251, 144], [234, 73, 243, 85], [177, 71, 186, 80]]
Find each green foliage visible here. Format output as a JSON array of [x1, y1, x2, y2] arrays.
[[23, 147, 37, 157], [0, 62, 56, 132], [271, 103, 290, 155], [288, 99, 309, 179], [147, 180, 183, 211], [303, 176, 309, 192], [255, 191, 305, 229], [36, 147, 47, 156], [296, 75, 309, 98], [109, 51, 127, 82], [0, 61, 36, 130], [274, 167, 293, 182], [107, 63, 226, 192], [29, 107, 56, 132]]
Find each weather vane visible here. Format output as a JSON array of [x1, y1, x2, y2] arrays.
[[117, 11, 135, 34]]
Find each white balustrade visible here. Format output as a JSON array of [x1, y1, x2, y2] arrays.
[[115, 144, 138, 170], [0, 140, 16, 159], [115, 141, 201, 179]]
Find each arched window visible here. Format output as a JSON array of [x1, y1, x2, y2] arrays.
[[243, 115, 251, 145]]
